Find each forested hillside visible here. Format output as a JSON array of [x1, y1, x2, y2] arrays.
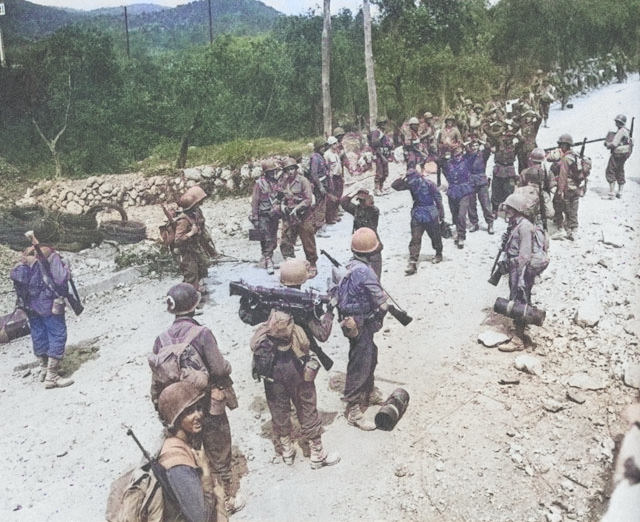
[[0, 0, 638, 179]]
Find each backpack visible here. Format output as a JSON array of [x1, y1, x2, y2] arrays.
[[251, 336, 277, 382], [10, 262, 37, 309], [529, 224, 550, 273], [148, 326, 209, 397], [106, 462, 164, 522]]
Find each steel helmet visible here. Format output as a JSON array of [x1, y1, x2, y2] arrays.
[[456, 87, 464, 94], [333, 126, 345, 137], [529, 148, 546, 163], [557, 133, 573, 146], [473, 103, 483, 111], [523, 168, 542, 185], [280, 258, 309, 286], [33, 218, 60, 244], [351, 227, 379, 254], [376, 116, 388, 125], [165, 283, 201, 315], [503, 193, 529, 214], [261, 158, 278, 172], [423, 112, 433, 119], [158, 381, 205, 429], [464, 98, 472, 106], [178, 186, 207, 210], [313, 137, 327, 151], [408, 117, 419, 126], [444, 113, 456, 122], [282, 157, 298, 170], [614, 114, 627, 125], [327, 136, 339, 146]]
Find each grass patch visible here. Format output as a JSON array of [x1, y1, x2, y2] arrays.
[[60, 337, 101, 377]]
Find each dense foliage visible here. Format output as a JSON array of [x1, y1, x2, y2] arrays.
[[0, 0, 638, 178]]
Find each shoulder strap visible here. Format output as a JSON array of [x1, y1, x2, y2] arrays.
[[158, 325, 204, 349]]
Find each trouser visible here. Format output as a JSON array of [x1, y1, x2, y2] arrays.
[[540, 101, 551, 121], [553, 194, 579, 231], [374, 156, 389, 187], [201, 412, 233, 492], [257, 213, 279, 258], [264, 352, 322, 441], [409, 221, 442, 262], [448, 194, 471, 241], [605, 154, 628, 185], [28, 312, 67, 359], [280, 216, 318, 265], [508, 266, 541, 305], [518, 146, 535, 174], [179, 248, 209, 290], [325, 176, 344, 223], [468, 183, 493, 225], [343, 318, 379, 404], [310, 195, 327, 230], [491, 176, 516, 211]]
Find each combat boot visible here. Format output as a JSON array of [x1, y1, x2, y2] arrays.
[[469, 223, 479, 232], [616, 184, 624, 199], [265, 257, 274, 275], [404, 261, 417, 275], [487, 222, 494, 235], [37, 355, 48, 382], [279, 435, 296, 465], [346, 402, 376, 431], [309, 437, 340, 469], [432, 253, 443, 264], [44, 357, 74, 389]]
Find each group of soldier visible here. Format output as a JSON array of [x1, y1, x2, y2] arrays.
[[9, 64, 634, 521]]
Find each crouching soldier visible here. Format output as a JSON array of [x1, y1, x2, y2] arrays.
[[335, 228, 388, 430], [250, 259, 340, 469]]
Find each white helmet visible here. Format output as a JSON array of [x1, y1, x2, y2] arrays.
[[408, 117, 419, 126], [327, 136, 338, 146]]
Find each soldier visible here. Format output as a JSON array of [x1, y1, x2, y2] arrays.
[[468, 103, 485, 140], [279, 157, 319, 278], [437, 114, 463, 186], [502, 193, 549, 321], [536, 78, 556, 127], [332, 126, 353, 174], [335, 228, 389, 431], [174, 186, 217, 300], [250, 259, 340, 469], [10, 220, 73, 389], [151, 283, 244, 516], [324, 136, 343, 224], [516, 109, 542, 173], [340, 189, 383, 280], [157, 381, 222, 522], [249, 159, 282, 275], [483, 120, 523, 214], [308, 139, 330, 234], [369, 117, 394, 195], [516, 147, 555, 227], [391, 167, 444, 275], [550, 133, 582, 240], [440, 145, 474, 249], [420, 112, 438, 158], [604, 114, 632, 199], [465, 139, 494, 234]]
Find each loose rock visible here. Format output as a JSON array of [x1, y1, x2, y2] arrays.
[[478, 330, 511, 348], [514, 354, 543, 376]]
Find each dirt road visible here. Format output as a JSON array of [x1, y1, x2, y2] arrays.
[[0, 76, 638, 522]]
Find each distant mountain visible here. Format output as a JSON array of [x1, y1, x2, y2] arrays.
[[3, 0, 282, 48]]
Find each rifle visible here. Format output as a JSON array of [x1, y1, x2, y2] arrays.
[[578, 137, 588, 198], [488, 222, 514, 286], [126, 428, 178, 505], [320, 250, 413, 327], [543, 136, 606, 152], [630, 116, 635, 138], [229, 281, 334, 370], [25, 231, 84, 316]]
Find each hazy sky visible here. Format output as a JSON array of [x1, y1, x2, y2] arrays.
[[26, 0, 365, 16]]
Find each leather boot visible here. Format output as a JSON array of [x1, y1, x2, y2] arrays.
[[44, 357, 74, 389], [280, 435, 296, 465], [487, 222, 494, 235], [38, 356, 48, 382], [404, 261, 417, 275], [608, 182, 616, 199], [346, 402, 376, 431], [309, 437, 340, 469], [616, 184, 624, 198]]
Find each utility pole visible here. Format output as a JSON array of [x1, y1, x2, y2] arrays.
[[0, 2, 7, 68], [208, 0, 213, 44], [123, 6, 130, 59]]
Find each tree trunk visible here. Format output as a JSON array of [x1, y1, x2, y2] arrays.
[[322, 0, 332, 137], [363, 0, 378, 130], [175, 112, 203, 169]]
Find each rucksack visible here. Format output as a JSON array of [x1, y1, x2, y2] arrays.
[[529, 224, 550, 273], [148, 326, 209, 396], [106, 462, 164, 522], [9, 262, 36, 309], [251, 336, 277, 382], [159, 213, 192, 248]]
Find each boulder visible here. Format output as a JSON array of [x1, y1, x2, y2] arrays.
[[514, 354, 543, 376], [574, 298, 602, 328], [184, 168, 202, 181], [568, 373, 606, 390], [477, 330, 511, 348], [623, 362, 640, 389], [66, 201, 83, 214]]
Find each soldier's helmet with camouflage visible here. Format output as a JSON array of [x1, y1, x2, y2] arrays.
[[614, 114, 627, 125], [503, 193, 529, 215]]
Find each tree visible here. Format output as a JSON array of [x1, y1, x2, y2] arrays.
[[322, 0, 332, 136], [363, 0, 378, 129]]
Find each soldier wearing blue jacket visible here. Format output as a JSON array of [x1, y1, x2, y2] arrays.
[[441, 146, 474, 249], [465, 140, 495, 235]]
